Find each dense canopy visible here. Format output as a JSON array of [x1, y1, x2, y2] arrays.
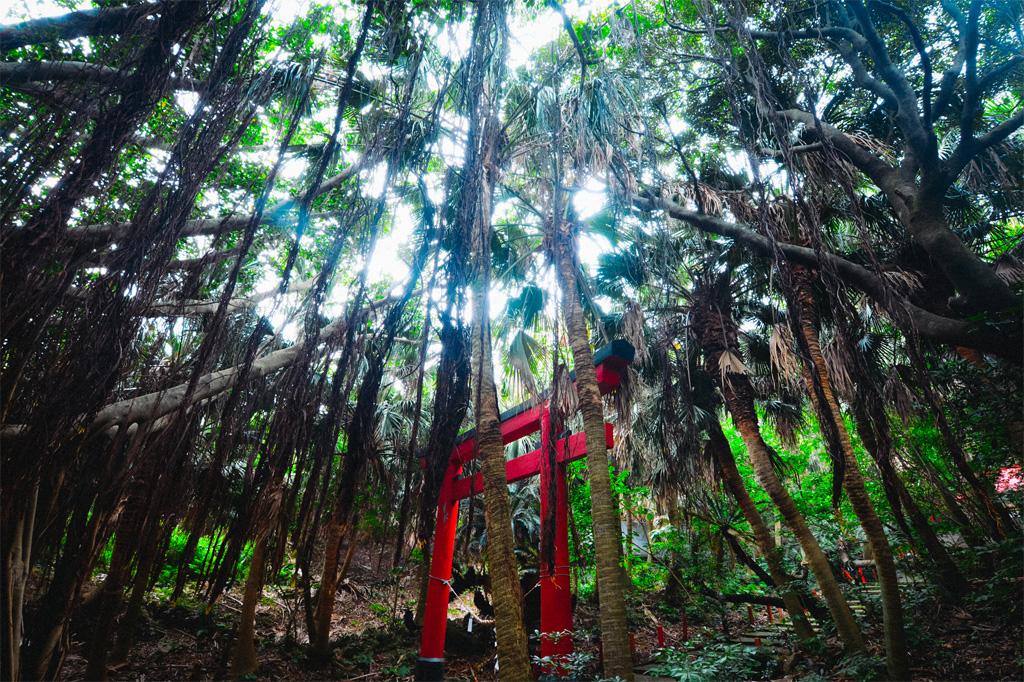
[[1, 0, 1021, 680]]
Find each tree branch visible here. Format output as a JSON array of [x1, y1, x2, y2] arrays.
[[843, 0, 932, 157], [945, 108, 1024, 181], [869, 0, 934, 125], [0, 3, 165, 52], [635, 193, 1020, 360], [932, 0, 970, 121], [776, 109, 899, 197], [0, 60, 202, 91], [66, 153, 368, 245], [86, 291, 410, 433], [143, 279, 313, 317]]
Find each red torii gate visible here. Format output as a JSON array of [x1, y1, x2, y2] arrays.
[[416, 340, 635, 680]]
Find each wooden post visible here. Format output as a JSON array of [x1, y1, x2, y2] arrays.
[[540, 408, 574, 670], [415, 459, 461, 681]]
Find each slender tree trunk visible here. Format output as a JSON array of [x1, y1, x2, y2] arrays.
[[230, 537, 267, 677], [851, 400, 968, 598], [338, 524, 360, 584], [84, 515, 139, 680], [708, 422, 816, 641], [664, 498, 686, 607], [555, 227, 634, 680], [2, 483, 37, 682], [312, 516, 346, 655], [694, 299, 865, 655], [792, 281, 909, 679], [466, 114, 533, 680], [722, 376, 866, 653], [112, 524, 164, 663]]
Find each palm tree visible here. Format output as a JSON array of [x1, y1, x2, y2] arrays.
[[456, 1, 532, 676], [787, 265, 909, 679], [690, 273, 866, 656], [705, 420, 817, 642], [552, 215, 634, 679]]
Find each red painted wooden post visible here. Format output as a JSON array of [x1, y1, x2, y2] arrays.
[[540, 409, 574, 670], [415, 458, 462, 681], [747, 605, 754, 626], [858, 566, 868, 584], [657, 624, 665, 648], [766, 604, 774, 624]]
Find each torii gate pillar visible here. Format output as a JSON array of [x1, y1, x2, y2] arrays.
[[539, 409, 574, 665]]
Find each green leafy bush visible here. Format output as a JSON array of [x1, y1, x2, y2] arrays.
[[648, 642, 769, 681]]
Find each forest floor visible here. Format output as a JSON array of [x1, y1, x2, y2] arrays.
[[58, 543, 1023, 681]]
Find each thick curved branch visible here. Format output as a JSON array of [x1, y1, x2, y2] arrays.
[[946, 108, 1024, 181], [932, 0, 970, 121], [0, 60, 202, 90], [87, 291, 412, 432], [777, 110, 899, 197], [0, 3, 164, 52], [749, 27, 899, 110], [869, 0, 933, 124], [635, 194, 1020, 360], [82, 246, 242, 272], [144, 279, 313, 317], [844, 0, 930, 155]]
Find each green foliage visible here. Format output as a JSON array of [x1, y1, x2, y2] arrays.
[[649, 642, 770, 682], [833, 653, 886, 681]]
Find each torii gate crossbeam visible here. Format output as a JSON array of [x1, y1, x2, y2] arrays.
[[416, 340, 634, 680]]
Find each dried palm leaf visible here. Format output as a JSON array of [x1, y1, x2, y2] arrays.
[[883, 368, 916, 424], [882, 269, 924, 295], [553, 360, 578, 418], [822, 333, 855, 402], [768, 324, 801, 388], [718, 349, 748, 388], [622, 301, 649, 367], [994, 255, 1024, 284]]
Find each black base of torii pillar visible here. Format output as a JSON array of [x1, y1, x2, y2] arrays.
[[416, 340, 634, 680]]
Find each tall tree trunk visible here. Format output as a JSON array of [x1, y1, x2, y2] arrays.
[[229, 537, 267, 678], [693, 300, 866, 656], [465, 101, 533, 682], [111, 522, 165, 664], [312, 516, 347, 655], [2, 483, 37, 682], [707, 422, 817, 641], [84, 515, 138, 680], [791, 279, 909, 680], [664, 498, 685, 606], [555, 226, 634, 680]]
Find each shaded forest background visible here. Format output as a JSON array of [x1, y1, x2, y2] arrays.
[[0, 0, 1021, 680]]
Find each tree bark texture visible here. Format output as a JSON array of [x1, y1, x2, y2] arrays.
[[792, 278, 909, 680], [707, 422, 817, 641], [555, 226, 634, 680]]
